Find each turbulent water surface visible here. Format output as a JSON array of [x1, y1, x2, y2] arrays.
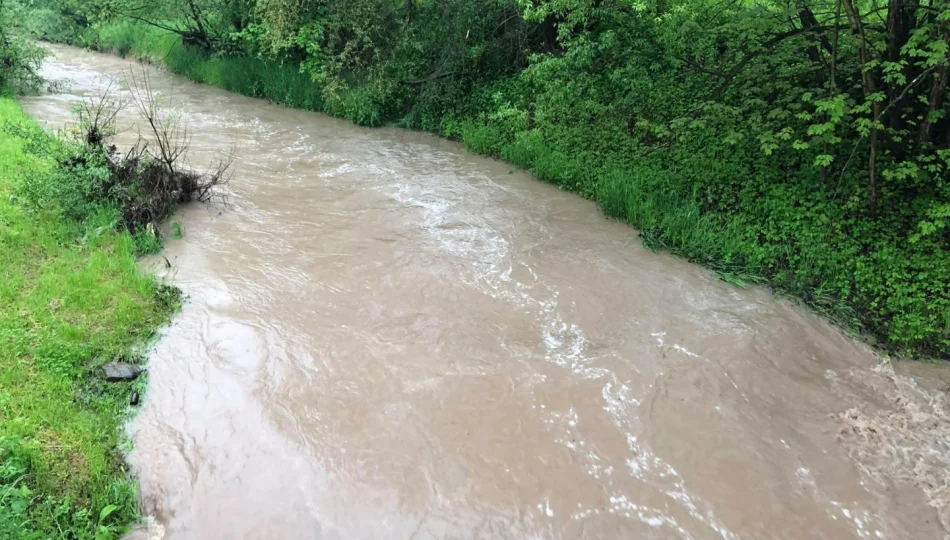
[[23, 45, 950, 540]]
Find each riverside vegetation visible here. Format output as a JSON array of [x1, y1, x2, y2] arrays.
[[0, 92, 172, 539], [19, 0, 950, 358], [0, 0, 948, 536], [1, 1, 228, 535]]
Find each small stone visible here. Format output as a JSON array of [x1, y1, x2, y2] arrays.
[[130, 390, 140, 406], [102, 362, 142, 382]]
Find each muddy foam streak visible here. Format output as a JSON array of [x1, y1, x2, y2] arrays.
[[23, 45, 950, 540]]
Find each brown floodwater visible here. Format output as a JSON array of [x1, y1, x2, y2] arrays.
[[22, 45, 950, 540]]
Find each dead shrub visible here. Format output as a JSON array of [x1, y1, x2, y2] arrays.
[[68, 69, 232, 232]]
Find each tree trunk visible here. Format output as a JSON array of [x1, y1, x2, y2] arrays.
[[919, 66, 948, 144], [797, 2, 832, 89], [842, 0, 881, 214], [919, 24, 950, 144], [885, 0, 919, 133], [185, 0, 212, 49], [541, 15, 560, 54]]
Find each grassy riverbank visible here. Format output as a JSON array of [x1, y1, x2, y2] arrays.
[[0, 97, 177, 538], [58, 19, 949, 359]]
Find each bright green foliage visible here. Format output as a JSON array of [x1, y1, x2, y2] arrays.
[[0, 0, 46, 94], [8, 120, 119, 224], [24, 0, 950, 357], [0, 98, 177, 538]]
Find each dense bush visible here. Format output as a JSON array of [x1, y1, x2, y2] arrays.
[[26, 0, 950, 357], [0, 0, 46, 94]]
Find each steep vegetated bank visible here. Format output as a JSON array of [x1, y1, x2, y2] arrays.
[[22, 0, 950, 358]]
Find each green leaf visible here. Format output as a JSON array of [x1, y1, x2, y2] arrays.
[[98, 504, 118, 523]]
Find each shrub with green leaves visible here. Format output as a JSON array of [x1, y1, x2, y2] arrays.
[[0, 0, 46, 95]]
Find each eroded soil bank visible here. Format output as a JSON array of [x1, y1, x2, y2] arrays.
[[24, 45, 950, 539]]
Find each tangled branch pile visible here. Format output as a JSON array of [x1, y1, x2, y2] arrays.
[[38, 69, 231, 233]]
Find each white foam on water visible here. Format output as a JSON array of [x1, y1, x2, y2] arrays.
[[372, 164, 737, 538]]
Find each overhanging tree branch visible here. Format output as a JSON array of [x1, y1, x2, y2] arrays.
[[711, 24, 858, 99]]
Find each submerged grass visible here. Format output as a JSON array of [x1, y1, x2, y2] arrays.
[[0, 97, 178, 538]]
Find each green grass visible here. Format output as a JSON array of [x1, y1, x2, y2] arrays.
[[92, 23, 324, 112], [0, 97, 177, 538], [595, 166, 754, 278]]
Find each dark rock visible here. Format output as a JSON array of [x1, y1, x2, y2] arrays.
[[130, 390, 140, 406], [102, 362, 142, 382]]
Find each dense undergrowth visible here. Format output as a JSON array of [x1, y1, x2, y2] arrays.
[[21, 0, 950, 358], [0, 96, 179, 538]]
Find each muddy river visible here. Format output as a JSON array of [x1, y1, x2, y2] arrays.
[[22, 45, 950, 539]]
